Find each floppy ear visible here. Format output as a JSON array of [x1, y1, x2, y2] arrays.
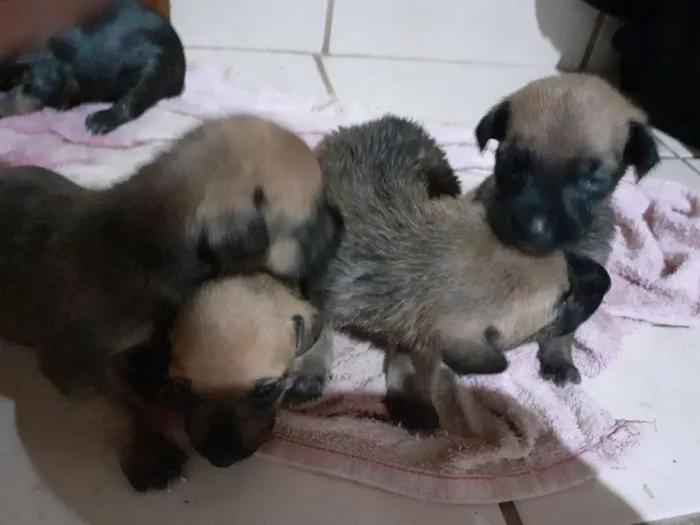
[[111, 335, 173, 399], [292, 314, 308, 356], [196, 212, 270, 275], [292, 312, 324, 357], [623, 121, 660, 180], [475, 100, 510, 152]]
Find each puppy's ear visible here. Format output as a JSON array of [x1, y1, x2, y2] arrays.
[[196, 212, 270, 276], [623, 121, 660, 180], [475, 100, 510, 152], [292, 314, 308, 356], [112, 336, 173, 399]]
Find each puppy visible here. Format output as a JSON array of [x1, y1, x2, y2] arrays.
[[0, 113, 341, 397], [309, 116, 611, 432], [473, 73, 660, 384], [102, 274, 327, 492], [0, 0, 185, 134]]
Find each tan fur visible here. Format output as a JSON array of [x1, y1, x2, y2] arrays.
[[169, 274, 318, 392], [144, 113, 327, 277], [503, 73, 647, 165], [177, 114, 324, 232]]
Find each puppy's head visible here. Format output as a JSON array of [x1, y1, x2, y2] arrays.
[[164, 274, 321, 468], [150, 114, 342, 283], [474, 73, 659, 254]]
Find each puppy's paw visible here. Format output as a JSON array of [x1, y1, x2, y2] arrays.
[[121, 433, 188, 493], [385, 393, 440, 435], [286, 373, 326, 404], [540, 361, 582, 387], [85, 109, 124, 135]]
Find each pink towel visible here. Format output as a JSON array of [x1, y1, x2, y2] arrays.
[[1, 66, 698, 504]]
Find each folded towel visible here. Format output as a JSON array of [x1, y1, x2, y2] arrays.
[[1, 66, 697, 504]]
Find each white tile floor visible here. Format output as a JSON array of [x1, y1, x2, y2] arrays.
[[2, 1, 700, 525]]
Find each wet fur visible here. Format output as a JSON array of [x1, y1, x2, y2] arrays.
[[473, 73, 659, 386], [0, 0, 185, 135], [309, 116, 610, 432]]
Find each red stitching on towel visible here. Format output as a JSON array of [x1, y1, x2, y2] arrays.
[[266, 419, 647, 481]]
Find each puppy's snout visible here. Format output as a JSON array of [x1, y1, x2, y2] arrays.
[[515, 211, 554, 252], [528, 215, 548, 236]]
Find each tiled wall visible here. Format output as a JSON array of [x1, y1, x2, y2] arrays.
[[172, 0, 605, 70]]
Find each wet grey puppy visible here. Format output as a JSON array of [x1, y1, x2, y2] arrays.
[[309, 115, 611, 432], [473, 73, 660, 385]]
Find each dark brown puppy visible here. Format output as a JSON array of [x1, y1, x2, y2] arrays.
[[473, 73, 660, 385], [0, 0, 186, 135], [309, 116, 610, 432], [0, 113, 340, 397], [99, 274, 326, 491]]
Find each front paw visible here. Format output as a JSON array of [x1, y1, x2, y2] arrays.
[[286, 373, 326, 404], [120, 433, 188, 493], [85, 109, 124, 135], [384, 393, 440, 435], [540, 361, 582, 386]]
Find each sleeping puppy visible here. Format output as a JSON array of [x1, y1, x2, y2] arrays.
[[0, 0, 185, 134], [0, 113, 341, 398], [309, 116, 611, 432], [102, 274, 327, 492], [473, 73, 660, 385]]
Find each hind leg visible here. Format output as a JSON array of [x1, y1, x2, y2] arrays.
[[383, 345, 440, 434], [85, 57, 182, 135]]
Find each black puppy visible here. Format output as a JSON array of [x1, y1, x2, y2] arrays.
[[0, 0, 185, 134], [471, 73, 660, 385]]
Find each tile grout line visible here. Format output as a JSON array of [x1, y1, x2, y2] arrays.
[[322, 0, 335, 55], [499, 502, 526, 525], [313, 54, 337, 98], [184, 44, 559, 70]]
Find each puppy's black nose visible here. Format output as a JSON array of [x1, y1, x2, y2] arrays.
[[523, 213, 553, 248]]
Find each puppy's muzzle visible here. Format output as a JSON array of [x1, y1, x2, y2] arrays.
[[511, 211, 555, 253]]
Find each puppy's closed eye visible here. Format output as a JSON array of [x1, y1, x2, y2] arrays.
[[575, 158, 609, 193], [250, 377, 286, 408]]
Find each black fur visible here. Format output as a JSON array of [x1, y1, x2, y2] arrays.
[[475, 101, 510, 151], [0, 0, 185, 134]]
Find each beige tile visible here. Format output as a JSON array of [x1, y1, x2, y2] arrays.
[[654, 130, 697, 159], [323, 56, 556, 127], [516, 323, 700, 525], [185, 49, 329, 98], [649, 159, 700, 192], [330, 0, 598, 69], [648, 513, 700, 525], [171, 0, 327, 52]]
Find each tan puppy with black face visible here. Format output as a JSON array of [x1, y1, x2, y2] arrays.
[[308, 115, 610, 433], [473, 73, 660, 385], [105, 274, 328, 492]]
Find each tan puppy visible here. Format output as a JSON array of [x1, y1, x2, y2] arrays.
[[473, 73, 659, 384], [104, 274, 327, 492], [308, 116, 610, 432], [0, 113, 341, 397]]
